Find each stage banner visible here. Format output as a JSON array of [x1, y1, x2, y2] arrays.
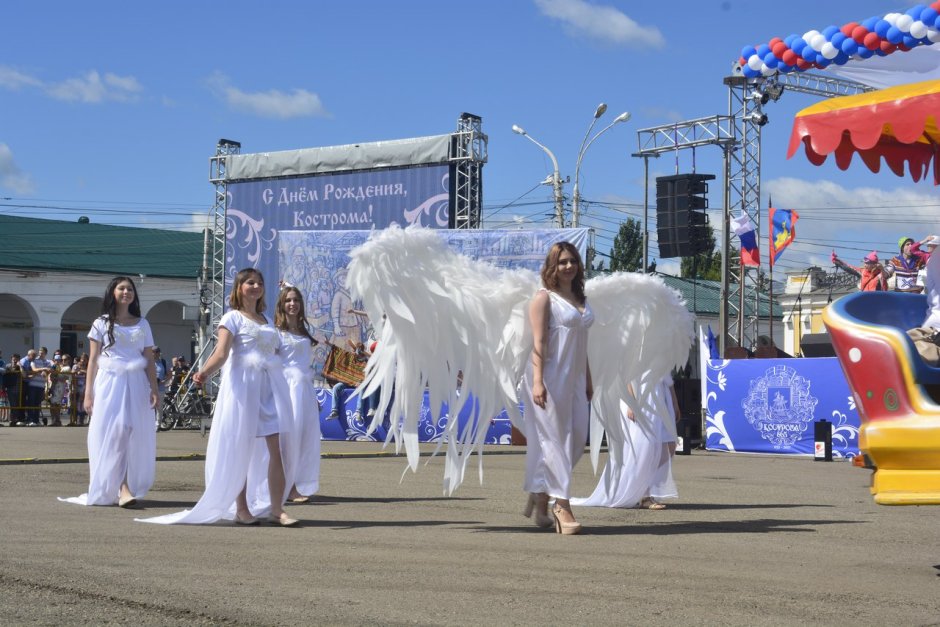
[[278, 228, 588, 380], [703, 356, 860, 458], [226, 163, 450, 310]]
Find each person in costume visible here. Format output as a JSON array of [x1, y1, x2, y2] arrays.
[[139, 268, 297, 527], [521, 242, 594, 535], [572, 375, 680, 510], [344, 226, 694, 518], [275, 286, 321, 504], [884, 237, 926, 293], [832, 251, 888, 291], [60, 276, 158, 507], [920, 235, 940, 329]]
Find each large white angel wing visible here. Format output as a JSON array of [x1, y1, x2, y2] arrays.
[[585, 273, 696, 472], [346, 225, 537, 494]]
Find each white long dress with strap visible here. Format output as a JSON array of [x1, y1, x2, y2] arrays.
[[279, 330, 320, 496], [922, 250, 940, 328], [572, 376, 678, 508], [60, 317, 156, 506], [138, 311, 294, 524], [520, 289, 594, 501]]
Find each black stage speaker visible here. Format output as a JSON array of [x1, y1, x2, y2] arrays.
[[800, 333, 836, 358], [656, 173, 715, 258]]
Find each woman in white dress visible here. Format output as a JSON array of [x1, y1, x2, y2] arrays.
[[572, 376, 680, 510], [138, 268, 297, 527], [60, 276, 158, 507], [275, 286, 321, 503], [521, 242, 594, 535]]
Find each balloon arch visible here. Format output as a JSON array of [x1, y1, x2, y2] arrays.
[[738, 2, 940, 78]]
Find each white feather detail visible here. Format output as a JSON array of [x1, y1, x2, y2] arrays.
[[347, 226, 535, 494], [97, 356, 147, 373], [584, 273, 696, 472], [346, 225, 694, 495], [234, 352, 281, 371]]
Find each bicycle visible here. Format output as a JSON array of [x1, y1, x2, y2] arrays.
[[158, 386, 213, 431]]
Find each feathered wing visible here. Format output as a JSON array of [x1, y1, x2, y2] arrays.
[[585, 273, 695, 472], [346, 225, 537, 494]]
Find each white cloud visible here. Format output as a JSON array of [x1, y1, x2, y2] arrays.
[[45, 70, 143, 103], [0, 143, 36, 195], [207, 72, 329, 119], [764, 176, 939, 232], [763, 176, 940, 268], [0, 65, 143, 104], [655, 259, 681, 276], [0, 65, 43, 90], [639, 106, 685, 124], [534, 0, 665, 48]]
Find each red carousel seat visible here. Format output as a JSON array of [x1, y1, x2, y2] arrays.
[[823, 291, 940, 505]]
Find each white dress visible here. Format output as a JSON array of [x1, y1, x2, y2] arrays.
[[279, 330, 321, 496], [138, 311, 295, 524], [572, 376, 678, 508], [60, 316, 156, 506], [520, 289, 594, 500]]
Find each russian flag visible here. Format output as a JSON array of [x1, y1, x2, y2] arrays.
[[731, 212, 760, 266]]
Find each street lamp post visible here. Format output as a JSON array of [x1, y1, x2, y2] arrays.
[[572, 105, 631, 228], [512, 124, 565, 227]]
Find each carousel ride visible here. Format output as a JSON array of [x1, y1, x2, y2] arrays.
[[742, 4, 940, 504]]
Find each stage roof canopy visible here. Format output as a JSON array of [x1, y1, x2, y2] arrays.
[[225, 134, 452, 182]]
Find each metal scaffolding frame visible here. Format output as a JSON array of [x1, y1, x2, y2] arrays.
[[721, 71, 873, 354], [451, 112, 488, 229], [634, 71, 873, 355], [723, 75, 763, 355], [201, 139, 242, 355]]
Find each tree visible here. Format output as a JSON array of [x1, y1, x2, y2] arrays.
[[679, 224, 745, 281], [679, 223, 756, 281], [609, 218, 643, 272]]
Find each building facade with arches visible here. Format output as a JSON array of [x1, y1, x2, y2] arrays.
[[0, 215, 203, 361]]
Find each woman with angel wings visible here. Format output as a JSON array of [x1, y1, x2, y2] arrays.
[[521, 242, 593, 534], [346, 226, 694, 532]]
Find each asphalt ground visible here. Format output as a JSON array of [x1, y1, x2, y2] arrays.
[[0, 426, 938, 626]]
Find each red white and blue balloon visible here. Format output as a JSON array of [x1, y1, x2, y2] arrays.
[[738, 2, 940, 78]]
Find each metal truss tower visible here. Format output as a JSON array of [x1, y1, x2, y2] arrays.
[[451, 113, 488, 229], [722, 75, 764, 354], [204, 138, 241, 363], [722, 72, 872, 354]]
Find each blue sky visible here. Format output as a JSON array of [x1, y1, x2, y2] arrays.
[[1, 0, 936, 277]]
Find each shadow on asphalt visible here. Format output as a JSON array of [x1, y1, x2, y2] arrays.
[[470, 518, 864, 535], [128, 495, 484, 510], [305, 495, 485, 505], [275, 518, 482, 530], [662, 503, 835, 511]]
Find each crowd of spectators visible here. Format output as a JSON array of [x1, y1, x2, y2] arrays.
[[0, 345, 189, 427]]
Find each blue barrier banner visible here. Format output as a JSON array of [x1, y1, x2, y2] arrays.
[[316, 388, 512, 444], [704, 357, 860, 458]]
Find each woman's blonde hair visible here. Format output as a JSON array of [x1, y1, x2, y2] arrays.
[[229, 268, 266, 313], [540, 242, 585, 304]]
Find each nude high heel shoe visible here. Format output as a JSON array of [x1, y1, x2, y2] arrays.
[[523, 493, 554, 528], [552, 504, 582, 535]]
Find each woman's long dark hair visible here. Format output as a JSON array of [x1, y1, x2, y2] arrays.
[[100, 276, 142, 350], [540, 242, 586, 304], [274, 286, 317, 344]]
